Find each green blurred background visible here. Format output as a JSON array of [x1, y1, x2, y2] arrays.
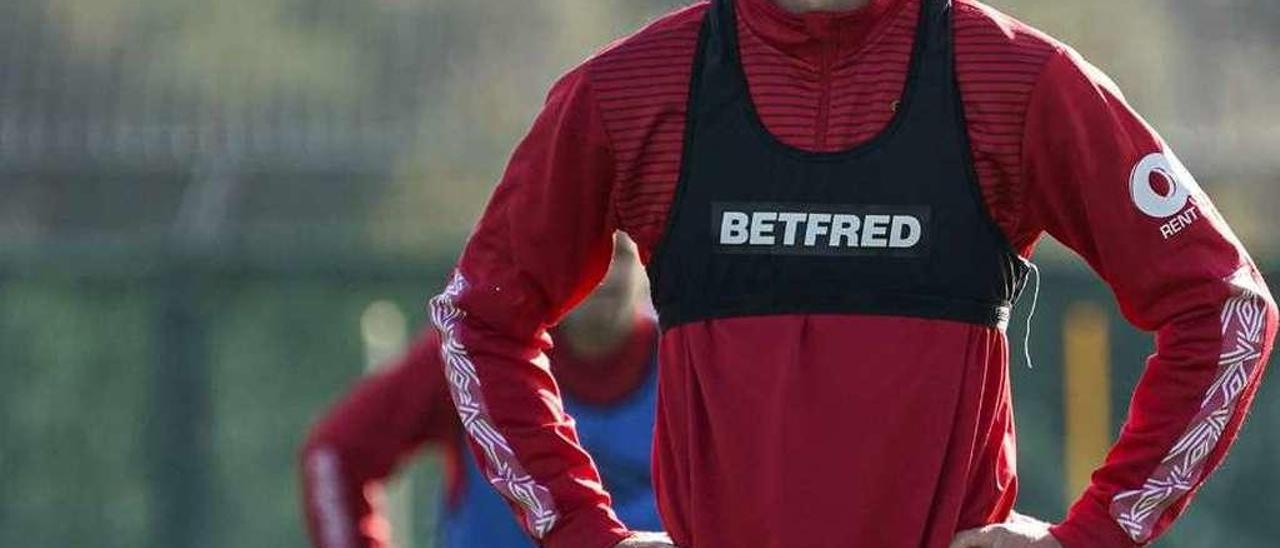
[[0, 1, 1277, 547]]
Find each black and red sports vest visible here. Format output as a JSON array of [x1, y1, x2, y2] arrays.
[[648, 0, 1028, 329]]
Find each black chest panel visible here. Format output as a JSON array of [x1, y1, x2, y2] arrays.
[[647, 0, 1028, 330]]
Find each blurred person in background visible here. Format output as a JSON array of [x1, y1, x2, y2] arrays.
[[300, 235, 662, 548], [427, 0, 1277, 547]]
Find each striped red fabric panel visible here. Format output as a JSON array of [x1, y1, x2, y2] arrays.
[[954, 0, 1058, 249], [588, 4, 706, 257], [588, 0, 1059, 258]]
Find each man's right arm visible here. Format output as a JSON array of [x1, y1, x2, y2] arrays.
[[427, 65, 637, 548]]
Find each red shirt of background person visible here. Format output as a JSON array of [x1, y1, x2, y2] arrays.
[[427, 0, 1277, 547], [300, 238, 660, 548]]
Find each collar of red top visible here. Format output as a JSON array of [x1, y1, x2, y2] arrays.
[[549, 314, 658, 407], [739, 0, 905, 62]]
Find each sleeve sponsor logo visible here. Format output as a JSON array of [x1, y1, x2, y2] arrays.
[[712, 202, 930, 257], [1129, 151, 1203, 239]]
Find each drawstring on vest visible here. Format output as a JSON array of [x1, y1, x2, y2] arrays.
[[1021, 261, 1041, 369]]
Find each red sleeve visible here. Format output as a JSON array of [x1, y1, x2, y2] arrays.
[[1018, 48, 1278, 547], [427, 64, 631, 548], [299, 329, 459, 548]]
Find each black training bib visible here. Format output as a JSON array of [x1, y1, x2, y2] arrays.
[[647, 0, 1028, 330]]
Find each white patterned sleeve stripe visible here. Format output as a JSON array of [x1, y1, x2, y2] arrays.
[[305, 448, 355, 548], [428, 272, 560, 538], [1109, 268, 1270, 543]]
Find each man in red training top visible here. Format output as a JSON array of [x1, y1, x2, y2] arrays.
[[301, 237, 662, 548], [427, 0, 1277, 547]]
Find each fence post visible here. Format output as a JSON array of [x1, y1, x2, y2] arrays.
[[147, 156, 240, 548], [147, 258, 213, 548]]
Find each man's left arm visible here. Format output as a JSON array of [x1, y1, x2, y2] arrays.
[[1019, 47, 1277, 547]]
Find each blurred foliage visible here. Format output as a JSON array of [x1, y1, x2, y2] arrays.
[[0, 281, 152, 547], [44, 0, 366, 106]]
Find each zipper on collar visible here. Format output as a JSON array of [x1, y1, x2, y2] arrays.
[[815, 40, 835, 150]]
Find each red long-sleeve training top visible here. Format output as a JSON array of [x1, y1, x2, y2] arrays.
[[427, 1, 1277, 547]]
